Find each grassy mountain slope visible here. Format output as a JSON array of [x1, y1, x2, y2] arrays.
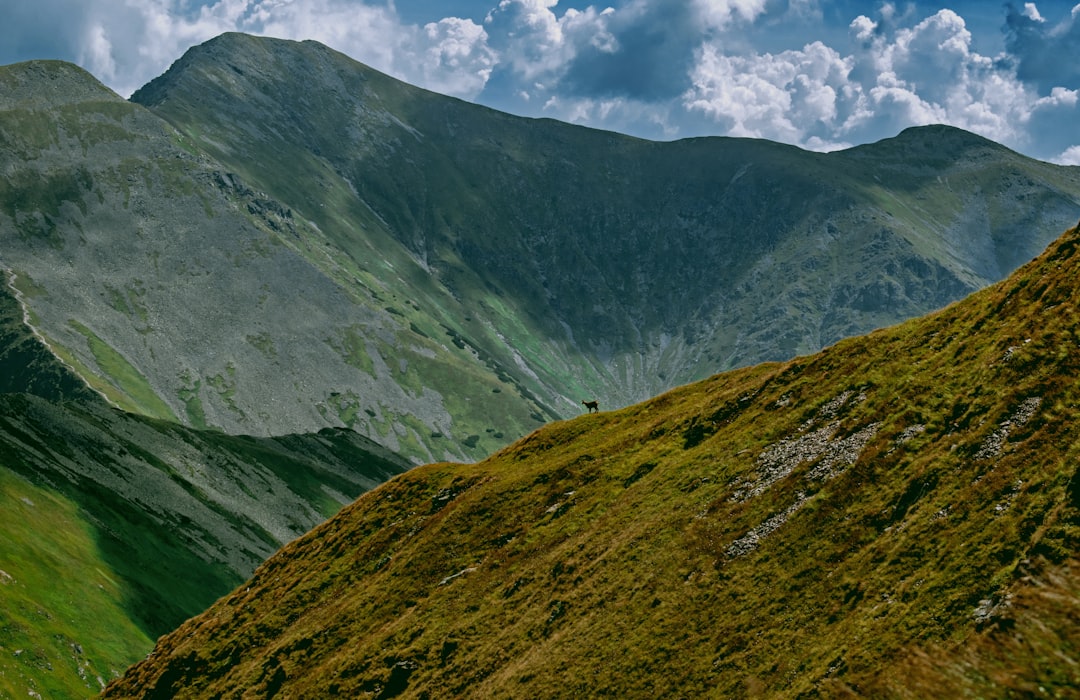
[[847, 557, 1079, 697], [103, 222, 1080, 698], [0, 280, 410, 698], [132, 33, 1080, 409]]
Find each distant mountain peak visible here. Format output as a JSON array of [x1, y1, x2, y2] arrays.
[[0, 59, 119, 108]]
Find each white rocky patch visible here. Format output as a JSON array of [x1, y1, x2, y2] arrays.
[[724, 389, 880, 557], [974, 397, 1042, 460], [725, 494, 809, 558]]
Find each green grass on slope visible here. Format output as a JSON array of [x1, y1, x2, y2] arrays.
[[0, 393, 408, 700], [102, 225, 1080, 698], [0, 468, 151, 699], [833, 556, 1080, 698], [67, 320, 178, 422]]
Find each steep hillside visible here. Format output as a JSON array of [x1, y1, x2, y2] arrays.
[[103, 222, 1080, 698], [133, 33, 1080, 407], [0, 281, 410, 698]]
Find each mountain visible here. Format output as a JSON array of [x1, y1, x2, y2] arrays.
[[102, 221, 1080, 698], [4, 35, 1080, 463], [0, 279, 409, 698]]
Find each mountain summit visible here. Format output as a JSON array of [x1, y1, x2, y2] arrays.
[[104, 221, 1080, 697], [3, 34, 1080, 461]]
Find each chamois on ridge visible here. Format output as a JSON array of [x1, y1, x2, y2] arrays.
[[582, 400, 599, 414]]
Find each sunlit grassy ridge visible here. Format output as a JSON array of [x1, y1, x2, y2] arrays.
[[104, 223, 1080, 698]]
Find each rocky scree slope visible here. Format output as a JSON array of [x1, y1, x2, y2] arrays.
[[132, 33, 1080, 410], [104, 222, 1080, 698], [0, 276, 409, 698], [0, 59, 507, 464]]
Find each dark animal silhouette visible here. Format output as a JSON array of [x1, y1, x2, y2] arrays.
[[582, 400, 599, 414]]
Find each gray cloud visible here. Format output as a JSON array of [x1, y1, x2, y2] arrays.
[[1004, 2, 1080, 92], [558, 3, 701, 100], [0, 0, 88, 65]]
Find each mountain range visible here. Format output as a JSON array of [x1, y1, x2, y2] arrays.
[[103, 220, 1080, 698], [4, 33, 1080, 466], [2, 31, 1080, 698]]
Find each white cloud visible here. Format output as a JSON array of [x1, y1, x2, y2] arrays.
[[850, 15, 876, 43], [419, 18, 498, 98], [693, 0, 769, 29], [1054, 145, 1080, 165], [682, 7, 1079, 154], [484, 0, 615, 85], [80, 22, 118, 83], [683, 41, 855, 145]]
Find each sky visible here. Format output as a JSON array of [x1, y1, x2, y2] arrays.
[[2, 1, 1080, 163]]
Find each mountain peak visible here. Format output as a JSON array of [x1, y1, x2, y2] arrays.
[[0, 60, 119, 109], [131, 32, 378, 110], [844, 122, 1015, 163]]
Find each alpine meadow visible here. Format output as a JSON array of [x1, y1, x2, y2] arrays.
[[0, 31, 1078, 699]]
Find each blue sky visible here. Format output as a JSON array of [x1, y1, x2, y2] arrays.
[[2, 1, 1079, 163]]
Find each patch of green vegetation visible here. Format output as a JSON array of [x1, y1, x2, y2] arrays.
[[177, 371, 207, 429], [67, 320, 176, 421], [0, 108, 62, 155], [57, 101, 142, 147], [206, 362, 241, 415], [390, 413, 438, 465], [326, 389, 362, 428], [245, 332, 277, 359], [388, 340, 541, 460], [330, 324, 375, 377], [111, 158, 147, 209], [102, 280, 150, 329], [0, 468, 151, 699]]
